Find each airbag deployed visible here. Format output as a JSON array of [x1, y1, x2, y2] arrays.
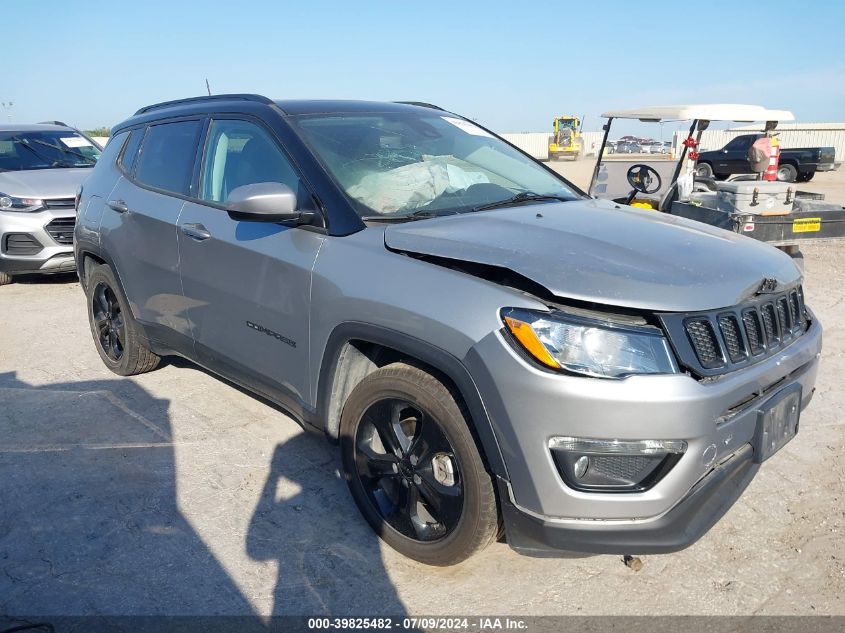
[[347, 155, 490, 214]]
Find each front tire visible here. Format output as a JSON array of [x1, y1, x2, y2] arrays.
[[85, 264, 160, 376], [0, 271, 12, 286], [695, 162, 714, 179], [339, 363, 498, 566], [777, 163, 798, 182]]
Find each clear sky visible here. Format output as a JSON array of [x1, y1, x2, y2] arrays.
[[4, 0, 844, 133]]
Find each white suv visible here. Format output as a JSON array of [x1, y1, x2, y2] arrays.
[[0, 123, 101, 285]]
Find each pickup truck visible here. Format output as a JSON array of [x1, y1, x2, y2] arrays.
[[696, 134, 837, 182]]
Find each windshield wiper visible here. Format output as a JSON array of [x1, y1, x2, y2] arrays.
[[28, 138, 97, 165], [362, 209, 446, 222], [472, 192, 570, 213], [11, 135, 96, 168]]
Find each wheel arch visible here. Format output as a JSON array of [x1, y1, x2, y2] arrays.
[[76, 247, 137, 322], [78, 250, 106, 289], [316, 322, 508, 479]]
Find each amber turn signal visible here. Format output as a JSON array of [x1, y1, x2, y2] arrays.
[[503, 316, 561, 369]]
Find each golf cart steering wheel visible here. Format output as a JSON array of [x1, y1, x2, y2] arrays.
[[625, 164, 662, 204]]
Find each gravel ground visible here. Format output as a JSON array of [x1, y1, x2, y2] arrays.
[[0, 168, 843, 618]]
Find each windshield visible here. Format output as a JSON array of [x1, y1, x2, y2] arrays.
[[292, 111, 579, 218], [592, 119, 686, 201], [0, 130, 101, 171]]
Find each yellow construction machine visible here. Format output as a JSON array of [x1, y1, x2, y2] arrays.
[[548, 115, 583, 160]]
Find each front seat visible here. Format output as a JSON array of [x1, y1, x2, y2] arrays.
[[227, 138, 287, 194]]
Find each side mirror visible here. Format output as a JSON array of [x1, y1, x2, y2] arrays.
[[226, 182, 302, 223]]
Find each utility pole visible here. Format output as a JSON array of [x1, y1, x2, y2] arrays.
[[0, 101, 13, 122]]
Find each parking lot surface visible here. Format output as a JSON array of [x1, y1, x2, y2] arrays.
[[1, 169, 843, 617]]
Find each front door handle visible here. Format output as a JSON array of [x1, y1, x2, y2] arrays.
[[181, 223, 212, 241], [107, 199, 129, 213]]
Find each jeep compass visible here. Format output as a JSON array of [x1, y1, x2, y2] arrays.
[[75, 95, 822, 565]]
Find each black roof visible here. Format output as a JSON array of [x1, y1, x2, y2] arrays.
[[132, 94, 447, 117], [274, 99, 447, 115], [117, 94, 450, 134]]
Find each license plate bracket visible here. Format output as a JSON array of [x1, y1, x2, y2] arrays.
[[753, 384, 801, 463]]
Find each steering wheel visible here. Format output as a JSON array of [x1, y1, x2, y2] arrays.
[[626, 164, 662, 195]]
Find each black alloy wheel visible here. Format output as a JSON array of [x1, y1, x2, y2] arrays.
[[91, 281, 125, 361], [354, 398, 463, 542], [339, 363, 499, 565]]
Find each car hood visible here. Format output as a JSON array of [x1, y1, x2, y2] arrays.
[[0, 168, 92, 199], [383, 199, 800, 312]]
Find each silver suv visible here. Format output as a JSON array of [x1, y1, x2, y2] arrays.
[[75, 95, 822, 566], [0, 123, 101, 285]]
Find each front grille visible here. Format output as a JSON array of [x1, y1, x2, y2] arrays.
[[789, 291, 801, 326], [761, 303, 778, 344], [661, 285, 809, 377], [718, 314, 746, 362], [742, 310, 764, 355], [686, 319, 723, 368], [44, 197, 75, 210], [3, 233, 43, 255], [45, 217, 75, 245]]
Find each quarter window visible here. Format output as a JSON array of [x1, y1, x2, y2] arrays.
[[134, 120, 202, 195], [119, 128, 145, 174], [201, 119, 302, 204], [97, 131, 128, 167]]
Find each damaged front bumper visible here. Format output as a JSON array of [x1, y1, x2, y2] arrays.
[[464, 316, 822, 555]]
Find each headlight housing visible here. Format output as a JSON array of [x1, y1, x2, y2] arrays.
[[502, 307, 678, 378], [0, 193, 45, 213]]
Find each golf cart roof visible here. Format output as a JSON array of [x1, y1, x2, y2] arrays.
[[600, 104, 795, 123]]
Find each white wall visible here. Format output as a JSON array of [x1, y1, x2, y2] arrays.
[[500, 131, 606, 160], [500, 133, 551, 160]]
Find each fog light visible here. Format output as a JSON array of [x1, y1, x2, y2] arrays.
[[573, 455, 589, 479], [549, 436, 686, 492]]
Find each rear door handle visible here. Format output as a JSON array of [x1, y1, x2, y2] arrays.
[[181, 223, 212, 241], [107, 199, 129, 213]]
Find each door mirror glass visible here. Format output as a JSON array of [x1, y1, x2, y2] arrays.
[[226, 182, 300, 222]]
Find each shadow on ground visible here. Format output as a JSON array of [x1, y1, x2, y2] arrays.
[[6, 272, 78, 286], [0, 371, 406, 625]]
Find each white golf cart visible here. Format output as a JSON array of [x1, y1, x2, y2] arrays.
[[587, 105, 845, 268]]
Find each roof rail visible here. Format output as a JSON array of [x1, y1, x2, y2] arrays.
[[394, 101, 445, 111], [38, 120, 70, 127], [134, 94, 274, 116]]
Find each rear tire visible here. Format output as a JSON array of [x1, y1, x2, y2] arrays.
[[777, 163, 798, 182], [797, 172, 814, 183], [339, 363, 498, 566], [0, 271, 12, 286], [85, 264, 160, 376]]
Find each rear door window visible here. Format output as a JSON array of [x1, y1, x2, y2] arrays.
[[134, 120, 202, 195]]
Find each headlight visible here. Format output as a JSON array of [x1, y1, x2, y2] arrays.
[[0, 193, 45, 213], [502, 308, 678, 378]]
